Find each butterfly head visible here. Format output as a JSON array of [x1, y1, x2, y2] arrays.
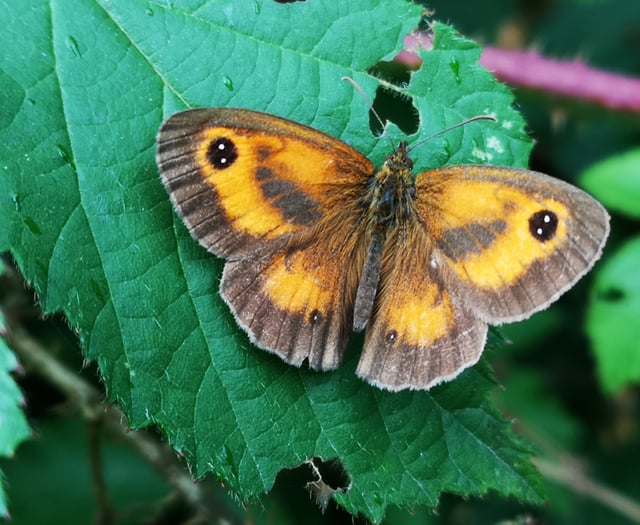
[[382, 141, 414, 174]]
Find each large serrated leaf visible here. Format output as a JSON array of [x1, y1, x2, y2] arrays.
[[0, 1, 544, 521]]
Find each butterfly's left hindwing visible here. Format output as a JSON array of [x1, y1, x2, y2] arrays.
[[222, 211, 369, 370]]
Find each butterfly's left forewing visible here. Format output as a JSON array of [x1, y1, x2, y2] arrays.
[[415, 165, 610, 324]]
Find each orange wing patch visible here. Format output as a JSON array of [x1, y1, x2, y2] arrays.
[[262, 250, 340, 316], [221, 227, 368, 371], [426, 178, 569, 286], [382, 284, 453, 347], [195, 127, 332, 239]]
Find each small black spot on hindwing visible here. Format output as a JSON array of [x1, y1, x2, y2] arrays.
[[309, 309, 323, 325], [529, 210, 558, 242], [207, 137, 238, 169], [385, 330, 398, 345]]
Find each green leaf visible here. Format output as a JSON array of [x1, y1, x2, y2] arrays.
[[0, 314, 31, 517], [581, 148, 640, 218], [0, 0, 543, 521], [587, 236, 640, 392]]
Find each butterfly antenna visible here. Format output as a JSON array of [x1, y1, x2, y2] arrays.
[[342, 77, 395, 150], [408, 114, 497, 153]]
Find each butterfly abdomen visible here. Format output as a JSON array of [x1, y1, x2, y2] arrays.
[[352, 144, 419, 331]]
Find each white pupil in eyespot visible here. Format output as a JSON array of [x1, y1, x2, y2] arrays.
[[218, 143, 227, 163]]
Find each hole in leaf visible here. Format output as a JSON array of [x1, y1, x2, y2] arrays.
[[271, 457, 352, 516], [367, 60, 418, 136], [368, 87, 418, 137], [305, 457, 351, 512]]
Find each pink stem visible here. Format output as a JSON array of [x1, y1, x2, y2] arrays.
[[400, 32, 640, 113]]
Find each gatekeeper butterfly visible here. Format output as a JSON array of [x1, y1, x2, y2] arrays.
[[156, 107, 609, 391]]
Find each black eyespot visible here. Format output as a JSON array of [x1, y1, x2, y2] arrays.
[[309, 310, 323, 325], [529, 210, 558, 242], [207, 137, 238, 169], [385, 330, 398, 345]]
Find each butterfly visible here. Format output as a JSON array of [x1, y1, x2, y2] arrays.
[[156, 107, 609, 391]]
